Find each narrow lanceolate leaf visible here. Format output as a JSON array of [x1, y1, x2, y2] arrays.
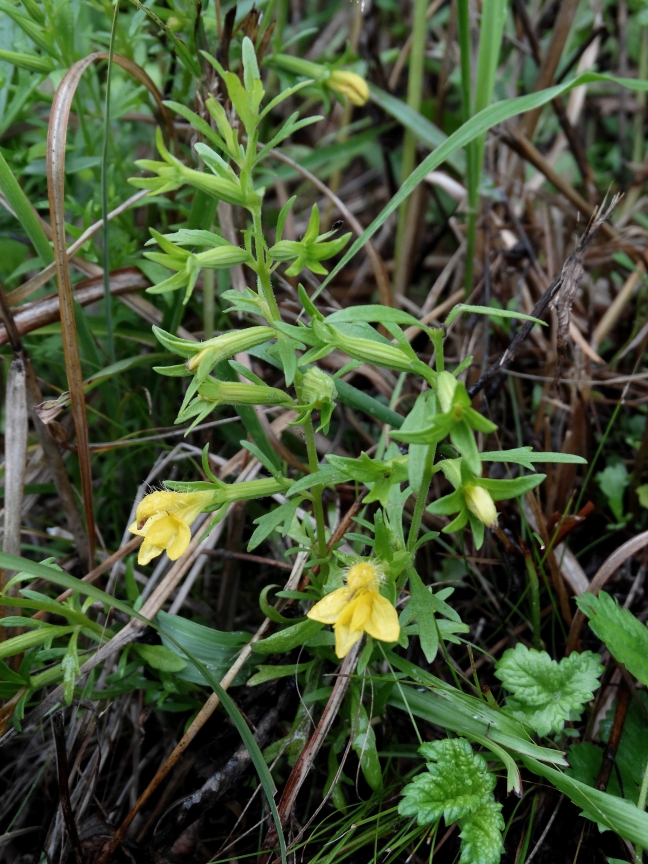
[[315, 72, 648, 300], [0, 150, 54, 264]]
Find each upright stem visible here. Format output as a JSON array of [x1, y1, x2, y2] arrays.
[[407, 443, 436, 551], [303, 415, 328, 563], [524, 550, 542, 650], [635, 756, 648, 863], [252, 207, 281, 323], [456, 0, 475, 296], [393, 0, 428, 297], [203, 267, 215, 339]]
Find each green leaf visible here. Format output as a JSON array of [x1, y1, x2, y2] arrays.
[[399, 738, 504, 864], [61, 631, 81, 707], [523, 755, 648, 847], [247, 661, 313, 687], [445, 304, 547, 327], [326, 305, 426, 330], [401, 391, 436, 493], [406, 570, 439, 663], [134, 643, 187, 673], [0, 150, 54, 264], [287, 465, 347, 497], [576, 591, 648, 687], [480, 448, 587, 470], [478, 473, 545, 500], [156, 611, 252, 686], [568, 692, 648, 807], [350, 685, 383, 791], [494, 644, 603, 736], [252, 618, 324, 655], [249, 499, 300, 551], [596, 463, 629, 524]]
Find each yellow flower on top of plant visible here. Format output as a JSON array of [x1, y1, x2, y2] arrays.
[[129, 490, 214, 565], [327, 70, 370, 106], [307, 561, 399, 658]]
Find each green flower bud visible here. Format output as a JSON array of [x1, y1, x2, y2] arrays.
[[437, 371, 459, 414], [129, 128, 251, 208], [312, 320, 436, 386], [153, 325, 276, 383], [197, 378, 295, 408], [301, 367, 337, 409]]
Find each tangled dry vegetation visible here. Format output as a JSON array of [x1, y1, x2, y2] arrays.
[[2, 1, 648, 863]]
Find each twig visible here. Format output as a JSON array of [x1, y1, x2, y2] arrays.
[[53, 712, 85, 864], [259, 641, 362, 863], [468, 195, 620, 398]]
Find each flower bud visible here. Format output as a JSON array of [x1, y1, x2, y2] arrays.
[[183, 326, 276, 373], [195, 246, 251, 268], [437, 371, 458, 414], [327, 70, 369, 106], [198, 378, 295, 408], [464, 485, 498, 528], [301, 367, 337, 408]]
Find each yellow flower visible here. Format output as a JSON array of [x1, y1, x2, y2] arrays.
[[307, 561, 399, 658], [464, 485, 498, 529], [327, 70, 370, 106], [128, 490, 214, 565]]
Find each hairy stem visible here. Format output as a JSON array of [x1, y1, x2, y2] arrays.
[[407, 443, 436, 551], [303, 416, 328, 563]]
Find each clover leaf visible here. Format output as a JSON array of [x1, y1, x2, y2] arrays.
[[494, 644, 603, 737]]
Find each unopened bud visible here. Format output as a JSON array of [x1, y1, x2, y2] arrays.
[[327, 70, 369, 106], [437, 371, 458, 414], [301, 367, 337, 408], [464, 485, 498, 529]]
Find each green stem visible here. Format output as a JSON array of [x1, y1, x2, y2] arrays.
[[252, 206, 281, 322], [393, 0, 428, 295], [303, 415, 328, 563], [524, 550, 542, 650], [101, 0, 119, 364], [407, 442, 436, 552], [634, 756, 648, 863], [203, 267, 215, 339], [456, 0, 475, 296]]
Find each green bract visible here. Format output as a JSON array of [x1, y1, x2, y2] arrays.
[[130, 128, 250, 207], [269, 204, 351, 276], [392, 371, 496, 473], [144, 228, 252, 302], [494, 644, 603, 736]]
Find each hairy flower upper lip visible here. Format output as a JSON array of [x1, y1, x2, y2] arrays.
[[307, 561, 399, 657]]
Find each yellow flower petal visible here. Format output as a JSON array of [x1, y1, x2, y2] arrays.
[[138, 541, 166, 566], [363, 590, 400, 643], [166, 519, 192, 560], [308, 586, 350, 624], [334, 619, 364, 658], [349, 591, 373, 632]]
